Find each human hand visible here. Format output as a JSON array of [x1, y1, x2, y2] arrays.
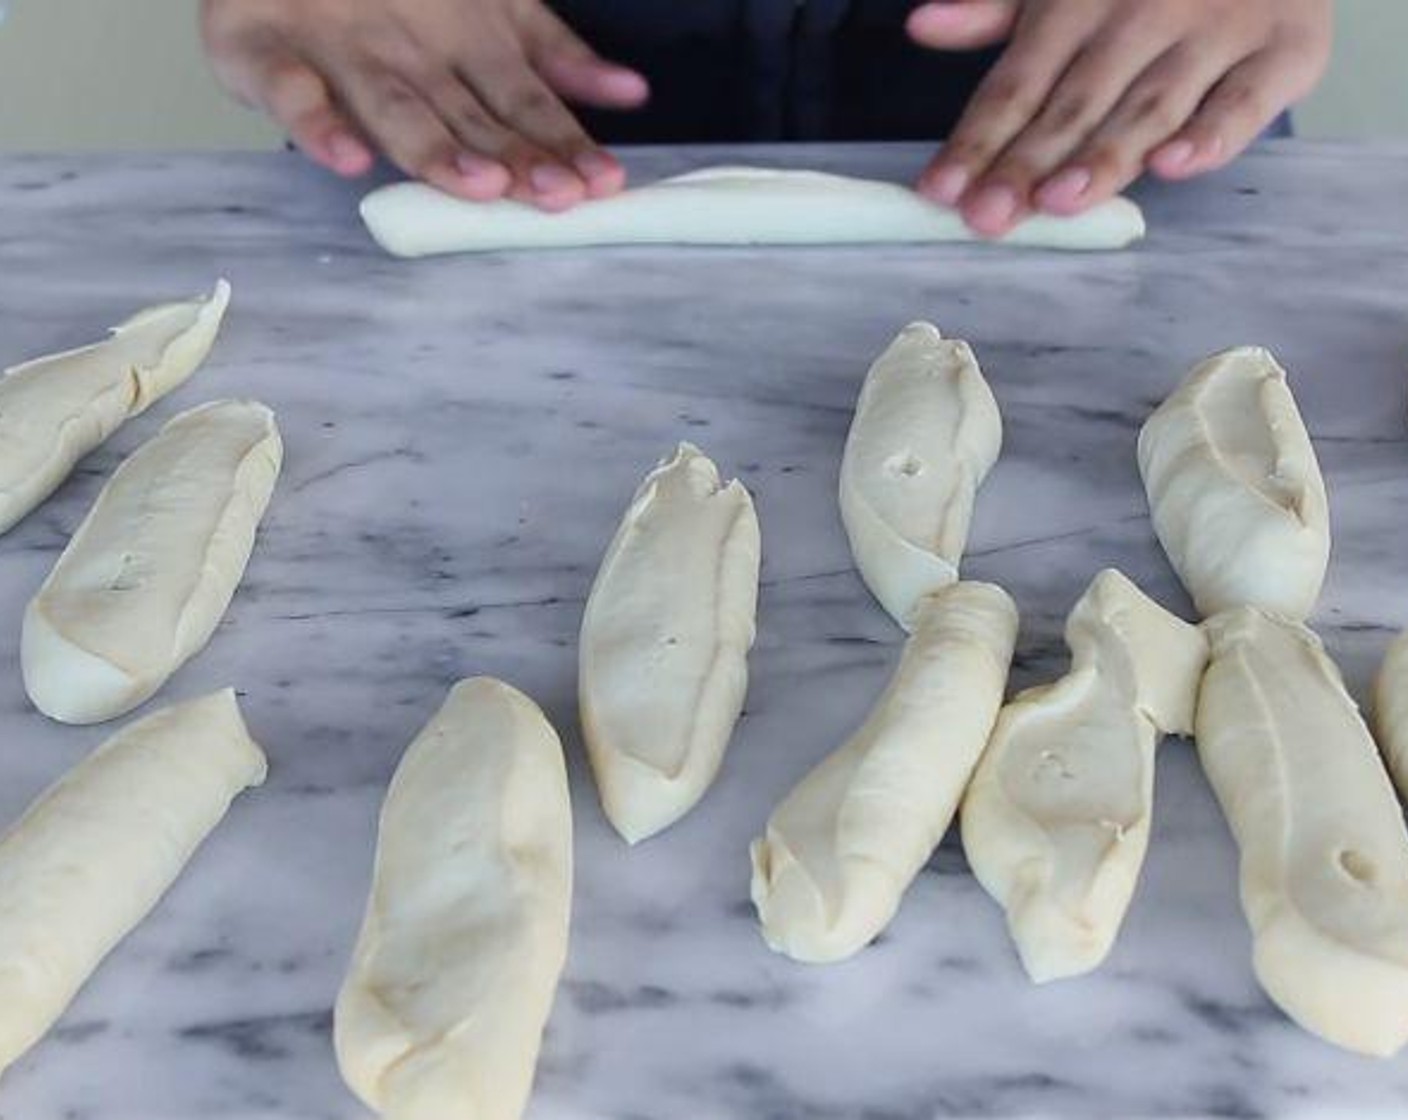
[[906, 0, 1332, 236], [201, 0, 649, 210]]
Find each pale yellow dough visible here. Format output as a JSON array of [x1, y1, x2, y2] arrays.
[[1197, 608, 1408, 1057], [1372, 630, 1408, 800], [0, 689, 266, 1078], [23, 399, 282, 725], [580, 443, 760, 843], [0, 280, 230, 534], [751, 582, 1017, 963], [961, 570, 1207, 983], [335, 678, 571, 1120]]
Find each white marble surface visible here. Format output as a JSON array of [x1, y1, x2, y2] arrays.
[[0, 141, 1407, 1119]]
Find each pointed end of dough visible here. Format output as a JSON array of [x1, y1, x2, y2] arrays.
[[748, 833, 858, 964], [21, 600, 147, 725]]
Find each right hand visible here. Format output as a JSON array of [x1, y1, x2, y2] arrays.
[[201, 0, 649, 210]]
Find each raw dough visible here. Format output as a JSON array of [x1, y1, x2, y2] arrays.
[[335, 678, 571, 1120], [1373, 631, 1408, 800], [0, 280, 231, 534], [1197, 608, 1408, 1057], [0, 688, 266, 1078], [361, 167, 1147, 257], [839, 322, 1001, 629], [961, 570, 1207, 983], [580, 443, 760, 843], [1138, 346, 1329, 620], [23, 399, 281, 725], [751, 582, 1017, 963]]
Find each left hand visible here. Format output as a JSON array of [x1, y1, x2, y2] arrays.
[[907, 0, 1333, 236]]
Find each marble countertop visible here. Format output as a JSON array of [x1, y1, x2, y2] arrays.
[[0, 140, 1406, 1119]]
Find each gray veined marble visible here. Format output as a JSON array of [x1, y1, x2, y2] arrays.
[[0, 140, 1406, 1119]]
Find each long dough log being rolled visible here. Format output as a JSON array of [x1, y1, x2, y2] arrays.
[[1372, 630, 1408, 801], [1197, 608, 1408, 1057], [335, 678, 572, 1120], [580, 443, 760, 843], [0, 280, 230, 534], [23, 399, 282, 724], [0, 689, 266, 1078], [839, 322, 1002, 630], [961, 570, 1207, 982], [751, 582, 1017, 963], [361, 167, 1146, 257]]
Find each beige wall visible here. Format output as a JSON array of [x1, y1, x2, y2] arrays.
[[0, 0, 1402, 150]]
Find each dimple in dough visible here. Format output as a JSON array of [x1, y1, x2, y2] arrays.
[[839, 322, 1002, 630], [579, 443, 760, 843], [750, 582, 1017, 963], [335, 677, 571, 1120], [1372, 630, 1408, 802], [1138, 346, 1330, 620], [0, 279, 231, 534], [360, 167, 1147, 257], [961, 570, 1207, 983], [1197, 607, 1408, 1057], [23, 399, 281, 725], [0, 688, 266, 1079]]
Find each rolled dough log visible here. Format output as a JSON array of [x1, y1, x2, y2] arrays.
[[1138, 346, 1329, 620], [839, 322, 1001, 630], [23, 399, 282, 725], [360, 167, 1147, 257], [335, 678, 571, 1120], [0, 688, 266, 1078], [961, 570, 1207, 982], [1373, 631, 1408, 800], [751, 582, 1017, 963], [580, 443, 760, 843], [1197, 608, 1408, 1057], [0, 280, 231, 534]]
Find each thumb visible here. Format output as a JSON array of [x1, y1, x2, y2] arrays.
[[906, 1, 1019, 50], [524, 6, 650, 109]]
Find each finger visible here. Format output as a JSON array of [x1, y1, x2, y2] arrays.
[[256, 55, 374, 177], [960, 20, 1182, 234], [905, 1, 1019, 50], [330, 58, 495, 201], [917, 2, 1103, 211], [1033, 43, 1234, 214], [525, 6, 650, 110], [1147, 47, 1314, 181]]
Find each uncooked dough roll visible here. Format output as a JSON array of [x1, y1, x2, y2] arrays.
[[1372, 631, 1408, 800], [839, 322, 1001, 630], [751, 582, 1017, 963], [1138, 346, 1330, 620], [361, 167, 1146, 257], [0, 279, 231, 534], [961, 570, 1207, 983], [0, 688, 266, 1077], [1197, 608, 1408, 1057], [580, 443, 760, 843], [23, 399, 282, 725], [335, 678, 571, 1120]]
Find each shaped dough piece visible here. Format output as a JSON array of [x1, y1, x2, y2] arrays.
[[839, 322, 1001, 629], [751, 582, 1017, 963], [580, 443, 760, 843], [1197, 608, 1408, 1057], [0, 280, 231, 534], [1374, 631, 1408, 800], [361, 167, 1146, 257], [23, 399, 282, 725], [335, 678, 571, 1120], [0, 688, 265, 1077], [961, 570, 1207, 983], [1138, 346, 1329, 620]]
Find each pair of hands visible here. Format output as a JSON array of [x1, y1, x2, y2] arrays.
[[202, 0, 1332, 236]]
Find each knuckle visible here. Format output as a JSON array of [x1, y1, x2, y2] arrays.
[[1041, 89, 1095, 135], [1124, 89, 1185, 134], [504, 84, 557, 122]]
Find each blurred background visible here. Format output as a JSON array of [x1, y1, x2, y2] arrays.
[[0, 0, 1403, 151]]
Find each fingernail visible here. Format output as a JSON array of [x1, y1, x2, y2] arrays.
[[456, 152, 503, 183], [926, 166, 969, 206], [1158, 139, 1196, 169], [967, 184, 1019, 233], [1037, 167, 1091, 211], [574, 150, 616, 183], [530, 163, 577, 196], [327, 131, 367, 170]]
